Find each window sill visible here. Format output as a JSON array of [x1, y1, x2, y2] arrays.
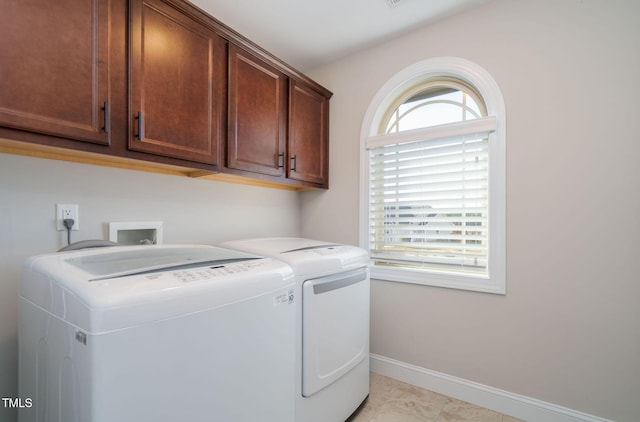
[[370, 264, 505, 295]]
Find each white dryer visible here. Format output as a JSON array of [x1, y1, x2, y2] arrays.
[[220, 238, 370, 422], [19, 244, 296, 422]]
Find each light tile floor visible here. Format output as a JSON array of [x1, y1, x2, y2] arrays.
[[347, 373, 525, 422]]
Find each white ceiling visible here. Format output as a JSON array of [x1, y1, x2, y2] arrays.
[[189, 0, 490, 72]]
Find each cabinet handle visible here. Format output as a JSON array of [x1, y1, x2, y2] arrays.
[[136, 111, 144, 140], [290, 155, 297, 171], [102, 101, 109, 133], [278, 153, 284, 169]]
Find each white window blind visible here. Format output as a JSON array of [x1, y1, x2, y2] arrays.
[[366, 116, 496, 276]]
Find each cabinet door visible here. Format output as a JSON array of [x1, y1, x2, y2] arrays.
[[0, 0, 111, 145], [288, 81, 329, 188], [228, 45, 286, 177], [129, 0, 225, 165]]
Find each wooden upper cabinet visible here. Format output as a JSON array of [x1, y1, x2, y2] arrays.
[[129, 0, 226, 165], [227, 45, 287, 177], [0, 0, 111, 145], [0, 0, 332, 189], [288, 81, 329, 188]]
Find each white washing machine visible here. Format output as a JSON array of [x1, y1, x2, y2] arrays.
[[220, 238, 370, 422], [19, 244, 296, 422]]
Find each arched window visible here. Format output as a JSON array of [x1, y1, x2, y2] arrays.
[[360, 58, 506, 294], [382, 78, 486, 134]]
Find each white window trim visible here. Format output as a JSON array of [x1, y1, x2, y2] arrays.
[[359, 57, 506, 294]]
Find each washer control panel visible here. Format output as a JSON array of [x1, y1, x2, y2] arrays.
[[144, 260, 268, 283]]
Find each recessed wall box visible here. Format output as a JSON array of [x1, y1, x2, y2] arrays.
[[109, 221, 163, 245]]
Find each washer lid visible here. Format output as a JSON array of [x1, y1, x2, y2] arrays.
[[65, 246, 258, 280]]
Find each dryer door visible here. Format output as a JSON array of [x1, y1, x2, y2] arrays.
[[302, 267, 369, 397]]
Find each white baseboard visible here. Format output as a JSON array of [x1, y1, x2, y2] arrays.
[[370, 354, 611, 422]]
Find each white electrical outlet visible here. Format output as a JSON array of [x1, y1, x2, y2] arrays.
[[56, 204, 79, 231]]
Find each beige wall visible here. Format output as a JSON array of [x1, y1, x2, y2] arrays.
[[302, 0, 640, 420], [0, 153, 300, 421]]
